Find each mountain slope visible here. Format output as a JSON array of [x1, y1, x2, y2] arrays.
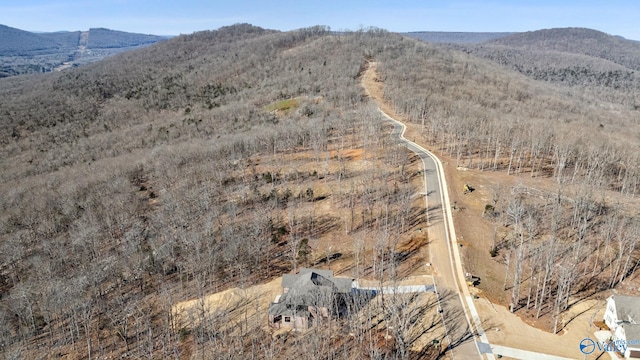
[[0, 24, 168, 76], [403, 31, 514, 44], [441, 27, 640, 104], [38, 30, 82, 47], [486, 27, 640, 70], [86, 27, 167, 48], [1, 25, 432, 358], [0, 24, 72, 55], [1, 23, 640, 359]]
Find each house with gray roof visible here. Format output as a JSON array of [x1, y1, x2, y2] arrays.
[[604, 295, 640, 359], [268, 268, 354, 330]]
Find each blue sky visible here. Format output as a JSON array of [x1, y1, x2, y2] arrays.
[[1, 0, 639, 40]]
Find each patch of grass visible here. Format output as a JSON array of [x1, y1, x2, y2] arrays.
[[264, 98, 299, 112]]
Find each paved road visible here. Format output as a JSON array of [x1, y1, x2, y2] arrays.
[[366, 61, 583, 360], [381, 110, 485, 359], [378, 106, 584, 360]]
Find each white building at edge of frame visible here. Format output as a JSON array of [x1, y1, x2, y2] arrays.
[[603, 294, 640, 359]]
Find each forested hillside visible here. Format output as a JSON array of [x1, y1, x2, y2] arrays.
[[0, 25, 75, 55], [1, 23, 639, 358], [86, 28, 167, 49], [487, 28, 640, 70], [0, 24, 167, 76], [382, 29, 640, 331], [403, 31, 514, 44], [38, 31, 82, 46], [444, 28, 640, 105], [0, 25, 433, 359]]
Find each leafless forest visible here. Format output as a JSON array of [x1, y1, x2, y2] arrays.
[[1, 24, 639, 358], [381, 28, 640, 332]]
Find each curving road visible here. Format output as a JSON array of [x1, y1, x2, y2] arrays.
[[379, 109, 492, 359], [364, 61, 577, 360]]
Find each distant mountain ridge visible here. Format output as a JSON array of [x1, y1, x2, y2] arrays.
[[0, 24, 168, 76], [0, 24, 76, 55], [436, 27, 640, 101], [403, 31, 515, 44], [85, 28, 167, 49], [485, 27, 640, 70], [0, 24, 167, 55]]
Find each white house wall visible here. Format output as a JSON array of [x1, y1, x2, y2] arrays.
[[605, 297, 619, 330]]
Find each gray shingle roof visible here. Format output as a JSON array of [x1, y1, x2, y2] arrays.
[[621, 324, 640, 349], [331, 277, 354, 293], [269, 268, 354, 316], [282, 268, 335, 289], [613, 295, 640, 323]]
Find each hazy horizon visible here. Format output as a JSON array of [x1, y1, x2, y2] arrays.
[[1, 0, 638, 40]]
